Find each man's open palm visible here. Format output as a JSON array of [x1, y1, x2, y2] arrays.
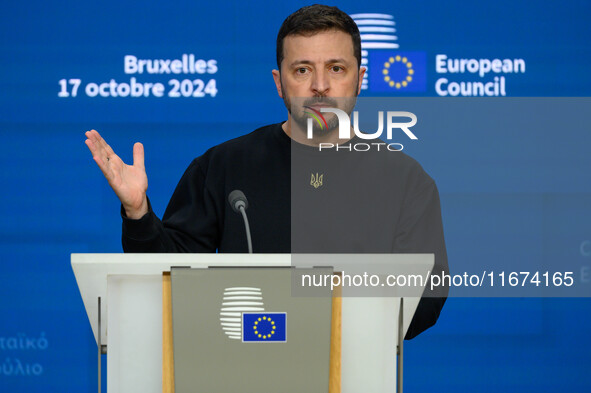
[[85, 130, 149, 219]]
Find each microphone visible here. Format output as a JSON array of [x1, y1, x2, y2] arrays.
[[229, 190, 248, 213], [228, 190, 253, 253]]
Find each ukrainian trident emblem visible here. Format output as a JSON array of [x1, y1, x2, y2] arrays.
[[310, 173, 323, 188]]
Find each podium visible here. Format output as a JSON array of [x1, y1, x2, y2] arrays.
[[71, 253, 433, 393]]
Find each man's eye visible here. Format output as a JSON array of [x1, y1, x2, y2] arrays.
[[296, 68, 308, 74], [331, 66, 343, 72]]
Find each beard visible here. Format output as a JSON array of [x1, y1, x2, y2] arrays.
[[280, 80, 359, 138]]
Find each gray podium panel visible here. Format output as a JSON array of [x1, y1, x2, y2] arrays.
[[171, 267, 333, 393]]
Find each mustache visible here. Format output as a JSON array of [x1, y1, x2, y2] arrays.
[[302, 97, 338, 107]]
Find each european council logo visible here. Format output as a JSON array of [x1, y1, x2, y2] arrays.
[[368, 51, 427, 93], [242, 312, 287, 343], [220, 287, 265, 341]]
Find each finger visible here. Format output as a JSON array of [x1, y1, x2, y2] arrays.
[[85, 130, 107, 157], [97, 134, 116, 157], [85, 137, 110, 164], [85, 139, 108, 171], [89, 129, 116, 157], [88, 129, 103, 142], [84, 138, 103, 160], [89, 130, 123, 166], [85, 131, 122, 185], [133, 142, 145, 170], [86, 129, 102, 145]]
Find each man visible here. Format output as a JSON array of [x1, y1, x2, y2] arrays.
[[85, 4, 447, 338]]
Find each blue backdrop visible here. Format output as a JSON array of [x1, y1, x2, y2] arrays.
[[1, 0, 590, 391]]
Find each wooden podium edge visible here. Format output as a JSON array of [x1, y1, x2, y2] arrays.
[[162, 271, 341, 393], [162, 272, 174, 393], [329, 276, 342, 393]]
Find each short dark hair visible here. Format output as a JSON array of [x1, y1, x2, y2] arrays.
[[276, 4, 361, 71]]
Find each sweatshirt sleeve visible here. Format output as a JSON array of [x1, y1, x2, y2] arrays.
[[393, 169, 449, 340], [121, 159, 219, 253]]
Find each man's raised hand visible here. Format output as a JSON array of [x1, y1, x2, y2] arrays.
[[84, 130, 149, 219]]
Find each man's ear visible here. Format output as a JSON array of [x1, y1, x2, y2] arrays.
[[357, 66, 367, 95], [272, 69, 283, 98]]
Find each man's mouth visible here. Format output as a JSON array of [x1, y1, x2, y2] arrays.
[[304, 101, 335, 111]]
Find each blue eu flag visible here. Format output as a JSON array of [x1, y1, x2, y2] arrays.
[[242, 313, 287, 342], [368, 51, 427, 93]]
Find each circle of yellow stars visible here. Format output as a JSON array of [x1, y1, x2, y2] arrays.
[[382, 55, 414, 89], [253, 316, 277, 340]]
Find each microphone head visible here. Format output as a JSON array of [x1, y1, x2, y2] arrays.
[[228, 190, 248, 213]]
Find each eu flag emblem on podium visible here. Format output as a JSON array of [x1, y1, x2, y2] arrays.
[[242, 312, 287, 342], [368, 51, 426, 93]]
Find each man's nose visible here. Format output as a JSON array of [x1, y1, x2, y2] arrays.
[[311, 70, 329, 95]]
